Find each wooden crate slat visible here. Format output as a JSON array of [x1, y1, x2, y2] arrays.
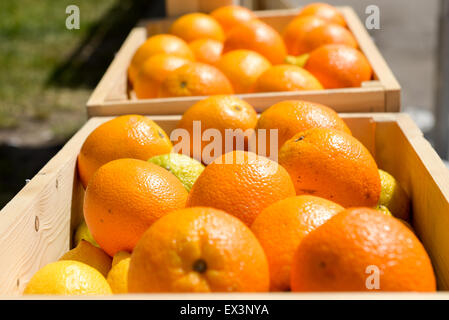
[[88, 87, 385, 117], [341, 7, 401, 111], [165, 0, 239, 17], [375, 115, 449, 290]]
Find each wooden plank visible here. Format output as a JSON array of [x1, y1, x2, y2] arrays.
[[87, 28, 147, 107], [0, 119, 104, 296], [86, 7, 400, 116], [342, 7, 401, 111], [244, 88, 385, 113], [198, 0, 239, 14], [165, 0, 198, 16], [374, 114, 449, 290]]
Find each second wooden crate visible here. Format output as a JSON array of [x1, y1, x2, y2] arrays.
[[86, 7, 401, 117]]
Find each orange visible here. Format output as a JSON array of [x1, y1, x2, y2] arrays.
[[223, 20, 287, 65], [256, 100, 351, 155], [128, 34, 194, 84], [84, 158, 188, 257], [305, 44, 373, 89], [254, 64, 323, 93], [77, 115, 172, 188], [283, 16, 327, 55], [292, 23, 357, 55], [210, 5, 257, 32], [279, 127, 381, 207], [128, 207, 269, 292], [187, 151, 296, 226], [251, 195, 344, 291], [216, 49, 271, 93], [159, 62, 233, 97], [174, 95, 257, 163], [170, 13, 225, 43], [188, 38, 223, 65], [291, 208, 436, 292], [297, 2, 346, 27], [133, 54, 190, 99]]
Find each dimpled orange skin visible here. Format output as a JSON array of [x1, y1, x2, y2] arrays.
[[170, 13, 225, 43], [279, 128, 381, 207], [297, 3, 347, 27], [188, 39, 223, 65], [291, 208, 436, 292], [283, 16, 327, 55], [128, 207, 270, 293], [84, 159, 188, 257], [216, 49, 271, 93], [223, 20, 287, 65], [251, 195, 344, 291], [254, 65, 324, 93], [296, 23, 357, 54], [134, 54, 190, 99], [174, 95, 257, 163], [159, 62, 234, 97], [77, 115, 173, 188], [256, 100, 351, 156], [187, 151, 296, 226], [305, 44, 373, 89], [128, 34, 194, 84], [210, 5, 257, 32]]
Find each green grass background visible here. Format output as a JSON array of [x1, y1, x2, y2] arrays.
[[0, 0, 116, 133]]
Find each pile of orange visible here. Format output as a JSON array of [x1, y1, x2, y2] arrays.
[[128, 2, 373, 99], [24, 94, 436, 295]]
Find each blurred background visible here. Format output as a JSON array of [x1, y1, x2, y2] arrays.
[[0, 0, 447, 208]]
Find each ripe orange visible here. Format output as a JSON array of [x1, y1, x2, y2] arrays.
[[305, 44, 373, 89], [133, 54, 190, 99], [223, 20, 287, 64], [251, 195, 344, 291], [187, 151, 296, 226], [254, 65, 323, 93], [159, 62, 233, 97], [256, 100, 351, 155], [279, 127, 381, 207], [170, 13, 225, 43], [77, 115, 172, 188], [128, 207, 270, 292], [291, 208, 436, 292], [210, 5, 257, 32], [293, 23, 357, 55], [297, 2, 346, 27], [188, 38, 223, 65], [84, 158, 188, 257], [283, 16, 327, 55], [216, 49, 271, 93], [174, 95, 257, 163], [128, 34, 194, 84]]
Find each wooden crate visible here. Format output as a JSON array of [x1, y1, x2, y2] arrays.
[[86, 7, 401, 117], [1, 113, 449, 298]]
